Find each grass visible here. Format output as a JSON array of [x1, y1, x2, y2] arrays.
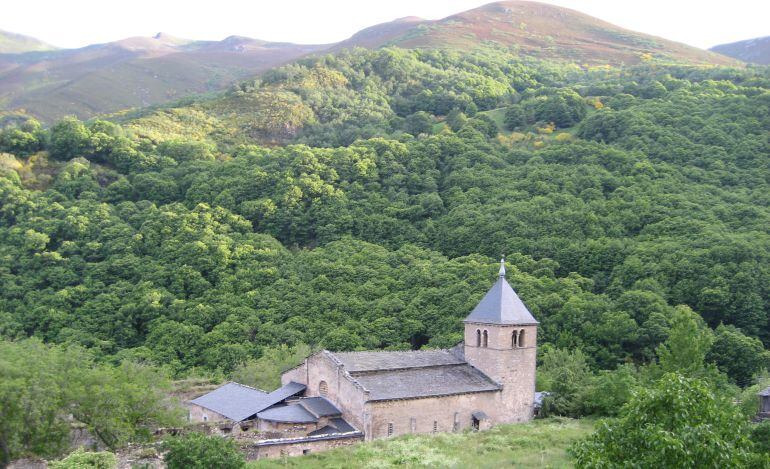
[[248, 417, 593, 468]]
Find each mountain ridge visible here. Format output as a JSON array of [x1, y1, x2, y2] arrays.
[[710, 36, 770, 65], [0, 1, 743, 122]]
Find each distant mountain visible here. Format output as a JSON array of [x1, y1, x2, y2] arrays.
[[0, 30, 56, 53], [0, 33, 328, 122], [0, 1, 740, 122], [339, 1, 737, 66], [710, 36, 770, 65]]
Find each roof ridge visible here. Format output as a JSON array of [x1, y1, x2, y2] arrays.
[[229, 381, 268, 393], [348, 361, 469, 375]]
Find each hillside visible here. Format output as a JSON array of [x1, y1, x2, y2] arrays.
[[711, 36, 770, 65], [0, 1, 740, 123], [0, 30, 56, 53], [0, 34, 328, 122], [339, 1, 738, 66]]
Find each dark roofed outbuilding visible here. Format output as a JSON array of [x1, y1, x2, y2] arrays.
[[189, 381, 307, 422]]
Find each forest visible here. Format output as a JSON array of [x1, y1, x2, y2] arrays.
[[1, 46, 770, 465]]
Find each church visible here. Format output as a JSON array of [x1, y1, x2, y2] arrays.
[[187, 259, 539, 459]]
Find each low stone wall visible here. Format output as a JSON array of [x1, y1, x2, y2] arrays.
[[241, 432, 363, 460]]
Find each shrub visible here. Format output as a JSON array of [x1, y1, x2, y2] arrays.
[[163, 433, 245, 469], [50, 448, 117, 469]]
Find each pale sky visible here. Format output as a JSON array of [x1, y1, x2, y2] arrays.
[[2, 0, 768, 50]]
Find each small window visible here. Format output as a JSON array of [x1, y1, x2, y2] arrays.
[[476, 329, 481, 347], [519, 329, 525, 347], [512, 330, 518, 348], [319, 380, 328, 396], [303, 449, 311, 455], [482, 330, 488, 348], [203, 414, 208, 422], [387, 423, 394, 437], [433, 421, 438, 433]]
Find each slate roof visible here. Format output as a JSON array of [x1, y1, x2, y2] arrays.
[[189, 383, 268, 422], [267, 381, 306, 402], [189, 381, 306, 422], [307, 417, 357, 436], [257, 404, 317, 423], [759, 386, 770, 397], [298, 397, 342, 417], [350, 363, 501, 401], [332, 350, 466, 372], [464, 270, 538, 326]]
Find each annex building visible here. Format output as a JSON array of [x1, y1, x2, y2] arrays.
[[187, 259, 539, 459]]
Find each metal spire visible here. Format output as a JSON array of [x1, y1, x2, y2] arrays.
[[498, 256, 506, 277]]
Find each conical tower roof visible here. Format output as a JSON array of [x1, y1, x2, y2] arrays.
[[463, 258, 538, 326]]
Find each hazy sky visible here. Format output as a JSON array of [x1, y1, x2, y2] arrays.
[[2, 0, 767, 50]]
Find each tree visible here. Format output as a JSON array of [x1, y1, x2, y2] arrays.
[[404, 111, 434, 136], [504, 105, 527, 130], [571, 373, 754, 468], [445, 108, 468, 132], [163, 433, 245, 469], [466, 114, 499, 138], [49, 117, 93, 161], [528, 89, 586, 128], [655, 305, 714, 377], [537, 347, 592, 417], [707, 324, 769, 387], [230, 343, 311, 391], [0, 340, 180, 464]]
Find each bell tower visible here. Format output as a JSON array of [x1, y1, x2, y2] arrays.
[[463, 258, 538, 423]]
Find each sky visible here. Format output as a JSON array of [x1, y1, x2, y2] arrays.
[[2, 0, 768, 50]]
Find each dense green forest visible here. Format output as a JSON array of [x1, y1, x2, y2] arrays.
[[1, 46, 770, 464]]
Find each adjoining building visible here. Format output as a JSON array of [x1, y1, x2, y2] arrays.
[[187, 259, 538, 459]]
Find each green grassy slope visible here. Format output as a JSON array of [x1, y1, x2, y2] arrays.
[[248, 418, 593, 468]]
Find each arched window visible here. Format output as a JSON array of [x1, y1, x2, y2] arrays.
[[476, 329, 481, 347], [519, 329, 525, 348], [482, 330, 488, 348], [319, 380, 328, 396], [512, 330, 518, 348]]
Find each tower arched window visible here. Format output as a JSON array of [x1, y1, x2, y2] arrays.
[[319, 380, 328, 397], [518, 329, 525, 348], [476, 329, 481, 347], [512, 330, 518, 348], [482, 330, 488, 348]]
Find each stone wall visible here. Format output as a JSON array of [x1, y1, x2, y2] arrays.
[[187, 403, 229, 424], [281, 361, 307, 386], [364, 390, 501, 440], [242, 434, 363, 460], [299, 352, 368, 431]]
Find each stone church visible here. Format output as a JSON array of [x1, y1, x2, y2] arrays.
[[187, 259, 538, 459]]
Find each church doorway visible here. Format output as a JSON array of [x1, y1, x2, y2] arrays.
[[471, 415, 480, 431]]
